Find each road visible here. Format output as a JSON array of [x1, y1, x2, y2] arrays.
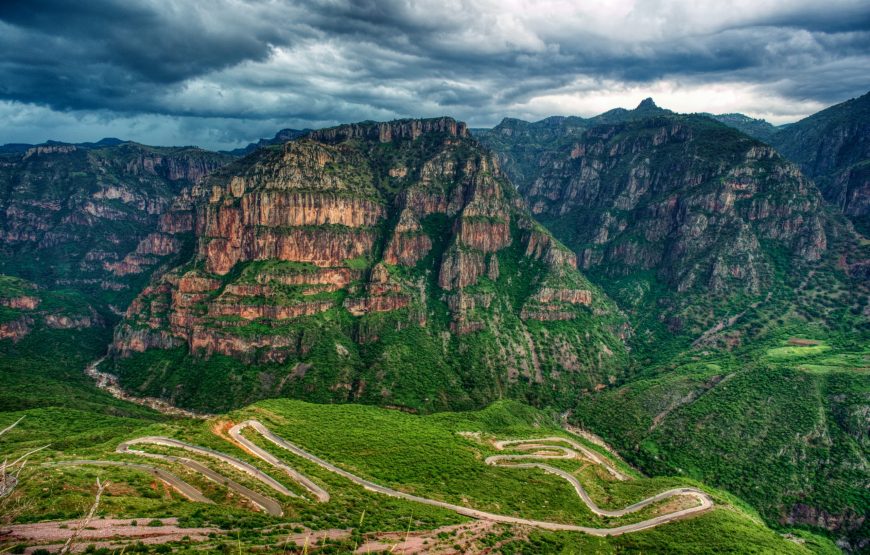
[[227, 420, 714, 537], [117, 436, 294, 516], [493, 437, 629, 481], [486, 439, 707, 518], [51, 399, 713, 534], [229, 420, 330, 502]]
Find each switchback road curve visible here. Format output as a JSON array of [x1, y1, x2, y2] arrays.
[[226, 420, 714, 536]]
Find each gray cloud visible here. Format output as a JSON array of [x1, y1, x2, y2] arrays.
[[0, 0, 867, 149]]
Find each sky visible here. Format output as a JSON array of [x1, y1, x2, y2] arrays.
[[0, 0, 868, 150]]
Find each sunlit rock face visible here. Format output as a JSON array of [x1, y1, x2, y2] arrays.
[[111, 117, 629, 412]]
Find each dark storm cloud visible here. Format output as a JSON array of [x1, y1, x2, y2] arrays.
[[0, 0, 867, 149], [0, 0, 307, 111]]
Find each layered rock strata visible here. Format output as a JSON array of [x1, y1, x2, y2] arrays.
[[111, 118, 628, 411]]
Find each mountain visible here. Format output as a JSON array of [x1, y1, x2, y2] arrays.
[[478, 99, 837, 352], [768, 91, 870, 235], [0, 109, 865, 550], [225, 128, 308, 156], [476, 99, 673, 193], [704, 113, 780, 143], [693, 93, 870, 235], [107, 117, 629, 413], [0, 141, 235, 322]]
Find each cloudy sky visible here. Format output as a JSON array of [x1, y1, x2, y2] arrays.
[[1, 0, 868, 150]]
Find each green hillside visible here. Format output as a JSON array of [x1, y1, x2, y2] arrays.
[[0, 391, 840, 553]]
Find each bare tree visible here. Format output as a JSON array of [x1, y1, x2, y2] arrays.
[[1, 417, 48, 537], [58, 477, 109, 555], [1, 417, 47, 499]]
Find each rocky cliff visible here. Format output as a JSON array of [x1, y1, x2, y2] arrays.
[[0, 141, 234, 310], [702, 92, 870, 235], [110, 117, 628, 412]]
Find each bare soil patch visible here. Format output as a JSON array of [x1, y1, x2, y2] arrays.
[[788, 338, 821, 346]]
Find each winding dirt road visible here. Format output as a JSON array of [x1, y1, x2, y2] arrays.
[[79, 356, 715, 535], [54, 414, 713, 535], [226, 419, 714, 537], [486, 439, 708, 518], [229, 420, 330, 503]]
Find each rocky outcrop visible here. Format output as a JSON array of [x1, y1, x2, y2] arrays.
[[438, 247, 486, 290], [23, 144, 76, 158], [198, 141, 383, 275], [534, 287, 592, 305], [521, 287, 592, 321], [783, 504, 867, 552], [383, 211, 432, 266], [344, 295, 411, 316], [44, 310, 102, 329], [0, 295, 39, 310], [309, 117, 468, 144], [524, 228, 578, 267], [209, 299, 334, 321], [121, 152, 224, 184], [0, 316, 32, 341]]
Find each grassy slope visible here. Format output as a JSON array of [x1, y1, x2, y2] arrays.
[[1, 383, 839, 554]]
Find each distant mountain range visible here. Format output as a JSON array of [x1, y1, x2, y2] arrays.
[[222, 128, 308, 156]]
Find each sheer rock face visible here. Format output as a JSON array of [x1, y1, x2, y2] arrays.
[[197, 141, 384, 275], [0, 142, 233, 301], [480, 110, 829, 335], [112, 117, 629, 411]]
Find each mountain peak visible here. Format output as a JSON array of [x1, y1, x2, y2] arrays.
[[636, 97, 658, 110]]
